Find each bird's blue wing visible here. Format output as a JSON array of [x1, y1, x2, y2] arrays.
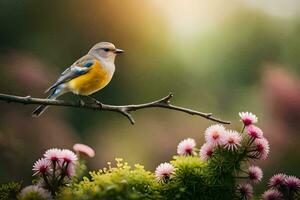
[[45, 55, 95, 93]]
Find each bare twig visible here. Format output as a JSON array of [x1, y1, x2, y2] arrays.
[[0, 93, 230, 125]]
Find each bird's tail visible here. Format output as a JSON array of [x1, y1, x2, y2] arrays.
[[32, 87, 64, 117]]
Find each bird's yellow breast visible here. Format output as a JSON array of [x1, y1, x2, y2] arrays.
[[67, 60, 111, 95]]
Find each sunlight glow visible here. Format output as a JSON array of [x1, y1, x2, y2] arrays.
[[152, 0, 241, 39]]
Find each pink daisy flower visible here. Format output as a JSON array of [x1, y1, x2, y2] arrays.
[[239, 112, 258, 126], [32, 158, 51, 176], [269, 173, 287, 188], [155, 162, 174, 181], [44, 148, 62, 162], [254, 138, 270, 160], [261, 189, 282, 200], [204, 124, 226, 146], [199, 143, 214, 161], [20, 185, 53, 200], [73, 143, 95, 158], [236, 183, 253, 200], [223, 130, 242, 151], [60, 149, 78, 164], [248, 166, 263, 184], [177, 138, 196, 156], [284, 175, 300, 191], [246, 125, 263, 139]]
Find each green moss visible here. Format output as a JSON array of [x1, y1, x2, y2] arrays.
[[0, 181, 22, 200], [57, 155, 239, 200], [57, 158, 162, 200], [159, 156, 236, 200]]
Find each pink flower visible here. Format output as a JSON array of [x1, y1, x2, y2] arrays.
[[60, 149, 78, 164], [239, 112, 258, 126], [284, 176, 300, 191], [269, 173, 286, 188], [261, 189, 282, 200], [32, 158, 51, 176], [177, 138, 196, 156], [155, 162, 174, 181], [199, 143, 214, 161], [44, 148, 62, 162], [73, 143, 95, 158], [223, 130, 242, 151], [236, 183, 253, 200], [246, 125, 263, 139], [248, 166, 263, 183], [254, 138, 270, 160], [204, 124, 226, 146]]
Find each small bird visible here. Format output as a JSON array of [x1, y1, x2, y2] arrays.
[[32, 42, 123, 117]]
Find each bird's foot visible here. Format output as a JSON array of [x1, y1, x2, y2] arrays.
[[96, 101, 103, 108], [79, 99, 85, 106], [87, 96, 103, 108], [76, 95, 86, 106]]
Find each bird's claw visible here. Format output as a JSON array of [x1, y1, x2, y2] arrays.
[[79, 99, 85, 106], [96, 101, 103, 108]]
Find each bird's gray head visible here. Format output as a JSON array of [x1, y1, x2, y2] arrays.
[[88, 42, 124, 63]]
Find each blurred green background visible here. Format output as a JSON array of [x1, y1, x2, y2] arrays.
[[0, 0, 300, 194]]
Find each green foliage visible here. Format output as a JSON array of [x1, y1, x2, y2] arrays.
[[57, 156, 237, 200], [160, 156, 236, 200], [161, 156, 209, 200], [0, 181, 22, 200], [74, 159, 89, 180], [207, 147, 243, 179], [57, 158, 162, 200]]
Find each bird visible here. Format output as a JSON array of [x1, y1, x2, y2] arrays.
[[32, 42, 124, 117]]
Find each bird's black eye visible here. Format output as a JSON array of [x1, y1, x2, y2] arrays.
[[102, 48, 110, 52]]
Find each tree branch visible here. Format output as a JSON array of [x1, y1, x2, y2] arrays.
[[0, 93, 230, 125]]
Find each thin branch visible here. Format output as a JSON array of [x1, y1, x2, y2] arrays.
[[0, 92, 230, 125]]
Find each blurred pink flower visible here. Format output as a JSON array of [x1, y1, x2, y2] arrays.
[[223, 130, 242, 151], [269, 173, 286, 188], [199, 143, 214, 161], [44, 148, 62, 162], [261, 189, 282, 200], [60, 149, 78, 164], [155, 162, 174, 181], [20, 185, 53, 200], [236, 183, 253, 200], [246, 125, 263, 139], [73, 143, 95, 158], [248, 166, 263, 184], [204, 124, 226, 146], [177, 138, 196, 156], [32, 158, 51, 176], [239, 112, 258, 126], [262, 67, 300, 166], [254, 138, 270, 160], [284, 176, 300, 191]]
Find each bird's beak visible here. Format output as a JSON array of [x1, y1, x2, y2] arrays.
[[114, 49, 124, 54]]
